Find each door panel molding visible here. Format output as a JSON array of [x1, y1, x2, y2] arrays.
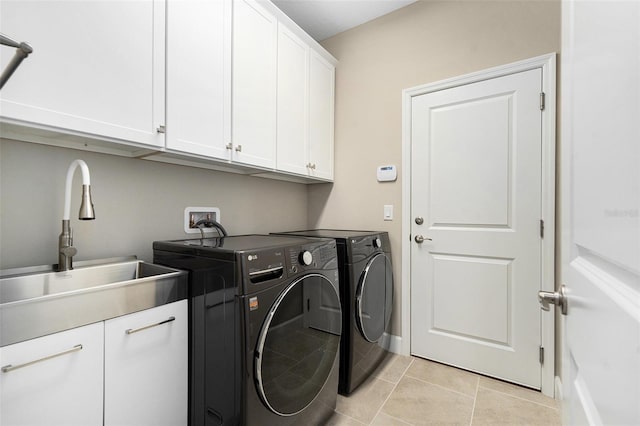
[[401, 53, 556, 397]]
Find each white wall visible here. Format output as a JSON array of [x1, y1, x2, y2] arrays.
[[0, 138, 309, 269]]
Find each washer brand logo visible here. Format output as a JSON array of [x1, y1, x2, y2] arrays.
[[247, 254, 258, 261], [249, 297, 259, 311]]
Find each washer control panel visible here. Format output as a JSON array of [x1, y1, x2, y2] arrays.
[[287, 241, 337, 275]]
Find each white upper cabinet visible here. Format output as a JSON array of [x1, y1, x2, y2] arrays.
[[0, 0, 335, 182], [308, 50, 335, 180], [232, 0, 278, 169], [166, 0, 232, 159], [0, 0, 165, 149], [276, 24, 310, 176], [275, 25, 335, 181]]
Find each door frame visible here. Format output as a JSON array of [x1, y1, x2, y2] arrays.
[[400, 53, 557, 397]]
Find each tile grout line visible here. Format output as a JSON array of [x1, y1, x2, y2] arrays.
[[367, 357, 416, 425], [332, 409, 368, 426], [469, 376, 480, 426], [402, 373, 477, 400], [477, 384, 561, 411]]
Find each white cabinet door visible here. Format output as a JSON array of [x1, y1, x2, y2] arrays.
[[276, 24, 309, 176], [232, 0, 277, 168], [104, 300, 188, 426], [0, 0, 165, 148], [308, 50, 335, 180], [166, 0, 231, 159], [0, 322, 104, 426]]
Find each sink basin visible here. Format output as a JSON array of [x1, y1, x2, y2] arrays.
[[0, 257, 187, 347]]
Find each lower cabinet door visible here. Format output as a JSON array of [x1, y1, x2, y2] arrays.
[[104, 300, 188, 426], [0, 322, 104, 426]]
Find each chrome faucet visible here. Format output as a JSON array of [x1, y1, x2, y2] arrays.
[[58, 159, 95, 271]]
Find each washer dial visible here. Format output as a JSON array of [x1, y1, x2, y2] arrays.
[[299, 250, 313, 266], [373, 237, 382, 249]]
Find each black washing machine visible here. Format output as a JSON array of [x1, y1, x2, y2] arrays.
[[153, 235, 342, 426], [272, 230, 393, 395]]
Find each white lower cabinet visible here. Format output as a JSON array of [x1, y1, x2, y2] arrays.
[[104, 300, 188, 426], [0, 322, 104, 426], [0, 300, 187, 426]]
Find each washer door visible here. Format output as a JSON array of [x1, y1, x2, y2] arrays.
[[255, 274, 341, 416], [355, 253, 393, 343]]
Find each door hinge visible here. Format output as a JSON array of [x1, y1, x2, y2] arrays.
[[540, 219, 544, 238], [540, 92, 546, 111], [539, 346, 545, 364]]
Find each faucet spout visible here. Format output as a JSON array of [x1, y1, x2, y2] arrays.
[[63, 159, 95, 221], [58, 160, 95, 272]]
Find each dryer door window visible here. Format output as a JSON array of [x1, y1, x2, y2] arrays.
[[355, 253, 393, 343], [255, 274, 341, 416]]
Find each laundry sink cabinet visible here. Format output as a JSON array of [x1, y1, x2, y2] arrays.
[[104, 300, 188, 426], [0, 322, 104, 426], [0, 301, 187, 426]]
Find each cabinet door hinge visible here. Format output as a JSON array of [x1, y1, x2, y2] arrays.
[[539, 346, 545, 364], [540, 92, 546, 111], [540, 219, 544, 239]]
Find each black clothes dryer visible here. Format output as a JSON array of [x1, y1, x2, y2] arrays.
[[153, 235, 342, 426], [273, 230, 393, 395]]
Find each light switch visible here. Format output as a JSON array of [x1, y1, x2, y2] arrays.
[[384, 205, 393, 221]]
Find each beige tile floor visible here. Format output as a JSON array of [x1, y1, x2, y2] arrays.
[[327, 354, 561, 425]]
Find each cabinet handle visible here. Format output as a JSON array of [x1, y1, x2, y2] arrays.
[[1, 344, 83, 373], [156, 125, 166, 134], [225, 143, 233, 150], [235, 145, 242, 152], [125, 316, 175, 335]]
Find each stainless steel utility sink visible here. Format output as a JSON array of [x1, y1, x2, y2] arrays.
[[0, 257, 187, 347]]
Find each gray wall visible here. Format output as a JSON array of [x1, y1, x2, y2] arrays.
[[0, 138, 309, 269]]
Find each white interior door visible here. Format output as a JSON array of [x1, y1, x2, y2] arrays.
[[410, 68, 545, 388], [561, 1, 640, 424]]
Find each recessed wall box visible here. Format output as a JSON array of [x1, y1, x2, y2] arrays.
[[184, 207, 221, 234], [377, 165, 397, 182]]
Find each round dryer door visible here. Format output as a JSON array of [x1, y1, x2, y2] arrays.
[[355, 253, 393, 343], [255, 274, 341, 416]]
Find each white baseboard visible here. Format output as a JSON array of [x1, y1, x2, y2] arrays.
[[383, 333, 406, 355], [555, 375, 563, 401]]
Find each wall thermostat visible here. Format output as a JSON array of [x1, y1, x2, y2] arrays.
[[377, 165, 397, 182]]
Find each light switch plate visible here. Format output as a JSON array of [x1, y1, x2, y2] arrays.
[[384, 205, 393, 221]]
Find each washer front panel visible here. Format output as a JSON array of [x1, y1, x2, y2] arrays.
[[355, 253, 393, 343], [255, 274, 341, 416]]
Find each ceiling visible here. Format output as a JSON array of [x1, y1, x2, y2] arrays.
[[271, 0, 417, 41]]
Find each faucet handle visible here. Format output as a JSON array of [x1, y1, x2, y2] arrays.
[[60, 246, 77, 258]]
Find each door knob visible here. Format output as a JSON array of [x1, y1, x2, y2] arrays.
[[414, 235, 432, 244], [538, 285, 567, 315]]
